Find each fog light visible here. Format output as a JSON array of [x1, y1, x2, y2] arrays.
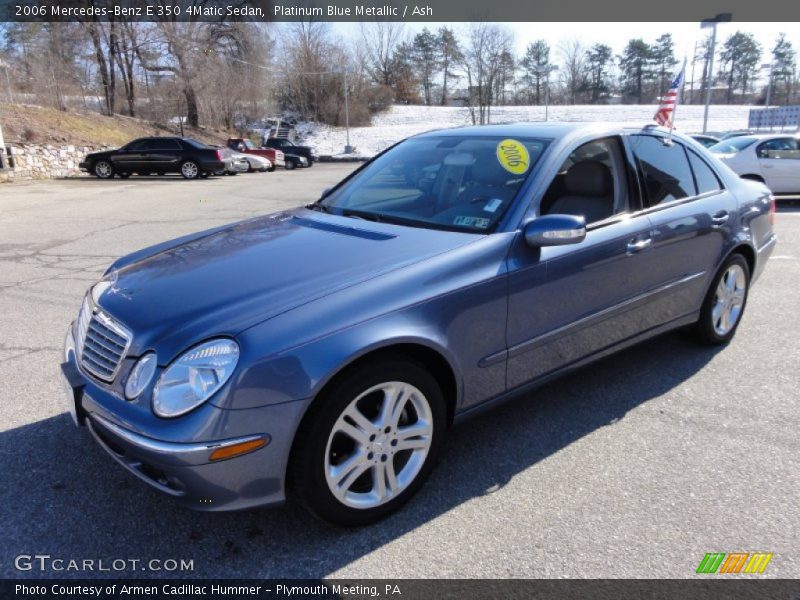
[[125, 353, 157, 400], [209, 438, 267, 462]]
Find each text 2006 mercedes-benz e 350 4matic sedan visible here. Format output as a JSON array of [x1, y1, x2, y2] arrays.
[[61, 123, 776, 526]]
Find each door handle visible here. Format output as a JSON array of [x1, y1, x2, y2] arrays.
[[627, 237, 652, 253], [711, 211, 730, 227]]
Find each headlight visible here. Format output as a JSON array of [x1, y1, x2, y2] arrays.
[[152, 339, 239, 418], [125, 352, 157, 400]]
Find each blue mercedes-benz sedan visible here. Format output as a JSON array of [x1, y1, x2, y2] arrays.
[[61, 123, 776, 525]]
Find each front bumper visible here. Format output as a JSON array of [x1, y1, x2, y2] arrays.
[[61, 324, 310, 512]]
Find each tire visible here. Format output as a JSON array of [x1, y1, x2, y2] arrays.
[[693, 253, 750, 345], [268, 165, 276, 172], [285, 160, 296, 171], [199, 172, 210, 179], [93, 160, 114, 179], [289, 358, 446, 527], [180, 160, 200, 180]]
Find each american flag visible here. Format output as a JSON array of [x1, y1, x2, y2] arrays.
[[654, 62, 686, 128]]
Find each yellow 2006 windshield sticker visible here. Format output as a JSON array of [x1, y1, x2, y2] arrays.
[[496, 139, 530, 175]]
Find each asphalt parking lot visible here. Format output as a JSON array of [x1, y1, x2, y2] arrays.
[[1, 165, 798, 579]]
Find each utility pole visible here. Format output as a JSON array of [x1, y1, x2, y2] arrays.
[[535, 64, 559, 122], [762, 60, 786, 131], [700, 13, 732, 134], [342, 66, 352, 154]]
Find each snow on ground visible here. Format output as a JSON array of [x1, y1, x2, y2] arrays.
[[297, 104, 754, 157]]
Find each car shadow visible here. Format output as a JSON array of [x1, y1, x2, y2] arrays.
[[1, 331, 721, 579]]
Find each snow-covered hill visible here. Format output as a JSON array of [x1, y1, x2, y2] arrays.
[[298, 104, 754, 157]]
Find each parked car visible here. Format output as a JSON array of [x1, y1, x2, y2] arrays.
[[263, 137, 318, 166], [719, 130, 756, 140], [215, 148, 249, 176], [690, 134, 721, 148], [226, 138, 284, 170], [710, 134, 800, 195], [234, 151, 272, 173], [79, 137, 229, 180], [61, 123, 776, 526]]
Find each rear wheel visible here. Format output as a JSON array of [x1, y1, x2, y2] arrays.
[[285, 160, 296, 171], [693, 253, 750, 345], [93, 160, 114, 179], [290, 359, 446, 526], [180, 161, 200, 179]]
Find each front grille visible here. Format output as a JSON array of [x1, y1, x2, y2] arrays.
[[76, 296, 132, 382]]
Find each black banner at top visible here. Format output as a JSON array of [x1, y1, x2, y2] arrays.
[[1, 0, 800, 22]]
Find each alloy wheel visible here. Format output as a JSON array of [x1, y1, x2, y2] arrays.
[[324, 381, 433, 510], [181, 161, 199, 179], [94, 161, 113, 179], [712, 264, 747, 336]]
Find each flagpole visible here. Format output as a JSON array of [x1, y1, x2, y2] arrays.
[[668, 59, 688, 145]]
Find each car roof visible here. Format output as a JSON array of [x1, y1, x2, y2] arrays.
[[412, 121, 684, 140]]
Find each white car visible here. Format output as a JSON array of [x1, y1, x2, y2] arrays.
[[232, 151, 272, 173], [710, 134, 800, 195]]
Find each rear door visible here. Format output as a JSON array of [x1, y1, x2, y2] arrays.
[[143, 138, 183, 172], [627, 134, 737, 322], [756, 137, 800, 194]]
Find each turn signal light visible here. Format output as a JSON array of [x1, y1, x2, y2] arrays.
[[209, 438, 267, 462]]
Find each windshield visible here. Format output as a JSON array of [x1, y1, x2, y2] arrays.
[[709, 137, 757, 154], [319, 135, 549, 232]]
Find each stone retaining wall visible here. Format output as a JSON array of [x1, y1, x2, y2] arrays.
[[0, 144, 108, 180]]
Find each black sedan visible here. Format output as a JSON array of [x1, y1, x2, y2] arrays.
[[79, 137, 230, 180]]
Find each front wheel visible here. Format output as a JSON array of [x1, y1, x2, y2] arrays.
[[290, 359, 446, 526], [93, 160, 114, 179], [180, 160, 200, 179], [693, 253, 750, 345]]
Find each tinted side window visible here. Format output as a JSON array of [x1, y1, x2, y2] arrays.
[[687, 150, 722, 194], [144, 139, 181, 151], [757, 138, 800, 159], [124, 140, 148, 151], [630, 135, 696, 207]]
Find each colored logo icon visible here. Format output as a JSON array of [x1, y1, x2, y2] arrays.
[[696, 552, 773, 574]]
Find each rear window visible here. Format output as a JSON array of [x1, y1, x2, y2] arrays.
[[687, 150, 722, 194], [709, 137, 757, 154], [629, 135, 695, 207], [181, 138, 208, 150]]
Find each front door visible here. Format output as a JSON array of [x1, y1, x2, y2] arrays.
[[505, 136, 655, 389]]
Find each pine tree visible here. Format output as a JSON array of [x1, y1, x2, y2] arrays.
[[519, 40, 550, 104]]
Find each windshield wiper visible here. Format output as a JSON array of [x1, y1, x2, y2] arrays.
[[341, 209, 384, 222], [306, 203, 330, 213]]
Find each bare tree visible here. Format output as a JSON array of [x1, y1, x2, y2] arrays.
[[558, 39, 588, 104], [360, 22, 405, 87], [462, 24, 514, 124]]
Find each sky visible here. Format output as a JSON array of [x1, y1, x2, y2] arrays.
[[330, 21, 798, 84]]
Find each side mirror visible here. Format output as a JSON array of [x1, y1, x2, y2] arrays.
[[524, 214, 586, 247]]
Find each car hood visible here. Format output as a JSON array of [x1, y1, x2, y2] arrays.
[[95, 208, 479, 360]]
